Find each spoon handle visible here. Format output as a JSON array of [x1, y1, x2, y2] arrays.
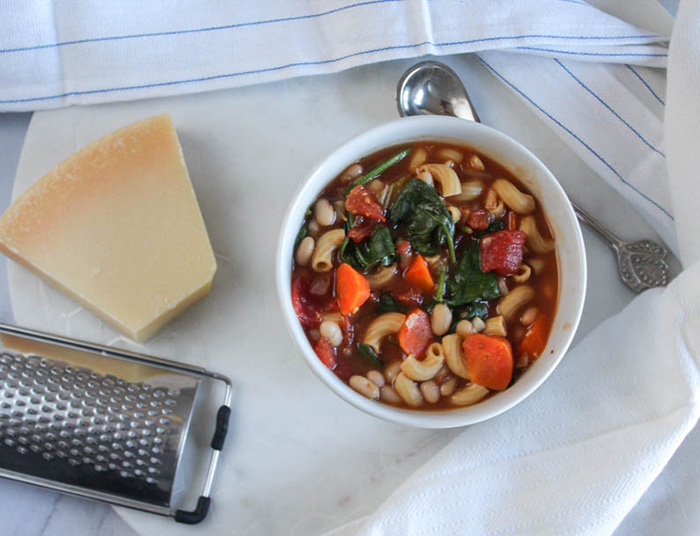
[[570, 201, 621, 251]]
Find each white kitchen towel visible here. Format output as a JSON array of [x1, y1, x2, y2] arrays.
[[0, 0, 669, 112], [324, 261, 700, 536], [0, 0, 679, 255], [319, 2, 700, 535]]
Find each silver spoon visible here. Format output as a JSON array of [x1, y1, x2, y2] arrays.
[[396, 60, 669, 293]]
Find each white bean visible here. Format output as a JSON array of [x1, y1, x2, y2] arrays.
[[420, 381, 440, 404], [380, 386, 402, 404], [456, 319, 474, 338], [307, 219, 320, 236], [368, 180, 384, 195], [448, 206, 461, 223], [471, 317, 486, 333], [440, 377, 457, 396], [295, 236, 315, 267], [314, 199, 336, 227], [340, 163, 363, 184], [366, 370, 385, 388], [349, 375, 380, 399], [320, 321, 343, 347], [431, 303, 452, 337]]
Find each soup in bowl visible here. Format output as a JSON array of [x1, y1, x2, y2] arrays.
[[277, 116, 585, 428]]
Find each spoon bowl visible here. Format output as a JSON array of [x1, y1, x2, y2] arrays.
[[397, 60, 480, 122]]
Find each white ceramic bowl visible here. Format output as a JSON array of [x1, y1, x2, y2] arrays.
[[276, 116, 586, 428]]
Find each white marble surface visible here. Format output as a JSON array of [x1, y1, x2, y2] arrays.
[[0, 54, 694, 535]]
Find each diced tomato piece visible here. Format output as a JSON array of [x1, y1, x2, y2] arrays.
[[403, 254, 435, 291], [292, 276, 323, 327], [462, 334, 513, 391], [398, 309, 433, 358], [392, 287, 424, 308], [336, 263, 371, 315], [346, 185, 386, 221], [468, 210, 494, 231], [480, 230, 527, 276], [396, 239, 412, 257], [313, 337, 336, 370], [348, 216, 378, 243], [341, 315, 355, 345]]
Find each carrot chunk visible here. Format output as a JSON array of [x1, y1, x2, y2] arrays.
[[404, 254, 435, 291], [518, 314, 548, 358], [462, 333, 513, 391], [336, 263, 370, 315], [398, 309, 433, 357]]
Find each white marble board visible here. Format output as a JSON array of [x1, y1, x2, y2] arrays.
[[8, 54, 665, 536]]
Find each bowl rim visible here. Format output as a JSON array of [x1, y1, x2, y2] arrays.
[[276, 115, 586, 428]]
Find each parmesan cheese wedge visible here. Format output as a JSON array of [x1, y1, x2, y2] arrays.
[[0, 114, 217, 342]]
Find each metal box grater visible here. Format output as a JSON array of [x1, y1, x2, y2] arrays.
[[0, 323, 232, 525]]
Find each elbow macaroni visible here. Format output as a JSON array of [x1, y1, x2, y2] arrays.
[[311, 229, 345, 272], [363, 312, 406, 353], [366, 263, 398, 289], [451, 383, 490, 406], [498, 285, 535, 321], [443, 333, 470, 379], [492, 179, 536, 214], [416, 163, 462, 197], [400, 343, 445, 381], [521, 215, 554, 254]]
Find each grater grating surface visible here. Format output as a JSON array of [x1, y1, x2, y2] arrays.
[[0, 323, 232, 524], [0, 350, 198, 507]]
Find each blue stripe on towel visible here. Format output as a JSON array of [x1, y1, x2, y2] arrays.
[[0, 0, 403, 54], [477, 56, 673, 221], [554, 59, 665, 157], [0, 34, 667, 105], [518, 46, 668, 57], [626, 65, 665, 105], [0, 14, 661, 56]]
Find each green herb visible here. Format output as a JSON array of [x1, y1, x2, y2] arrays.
[[343, 148, 412, 195], [375, 293, 408, 315], [339, 225, 396, 272], [346, 211, 355, 230], [357, 343, 384, 367], [388, 178, 456, 263], [294, 206, 313, 251], [474, 220, 504, 238], [445, 245, 500, 307], [436, 267, 447, 302]]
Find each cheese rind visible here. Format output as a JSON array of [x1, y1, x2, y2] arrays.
[[0, 114, 217, 341]]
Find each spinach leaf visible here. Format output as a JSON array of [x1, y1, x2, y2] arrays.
[[375, 293, 408, 315], [474, 220, 504, 238], [446, 245, 500, 307], [388, 178, 456, 263], [357, 343, 384, 367], [339, 225, 396, 272]]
